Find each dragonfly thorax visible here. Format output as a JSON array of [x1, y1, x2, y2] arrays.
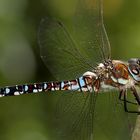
[[83, 60, 136, 92]]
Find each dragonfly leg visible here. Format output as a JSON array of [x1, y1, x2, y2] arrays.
[[131, 87, 140, 105], [119, 89, 140, 114], [119, 90, 137, 105]]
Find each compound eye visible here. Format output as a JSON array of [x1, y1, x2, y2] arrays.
[[131, 68, 139, 75]]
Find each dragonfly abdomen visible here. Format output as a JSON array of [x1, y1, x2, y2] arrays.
[[0, 83, 45, 97], [0, 75, 95, 97]]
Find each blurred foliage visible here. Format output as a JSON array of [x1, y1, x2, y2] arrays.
[[0, 0, 140, 140]]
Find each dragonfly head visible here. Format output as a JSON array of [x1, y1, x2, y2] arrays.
[[128, 58, 140, 82]]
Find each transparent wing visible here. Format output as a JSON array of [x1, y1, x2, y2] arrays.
[[72, 0, 111, 65], [93, 91, 136, 140], [38, 0, 111, 80], [49, 90, 136, 140], [38, 17, 94, 80], [54, 92, 98, 140]]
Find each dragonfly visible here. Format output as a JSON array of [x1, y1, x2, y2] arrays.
[[0, 0, 138, 139]]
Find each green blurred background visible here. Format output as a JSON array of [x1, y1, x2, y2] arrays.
[[0, 0, 140, 140]]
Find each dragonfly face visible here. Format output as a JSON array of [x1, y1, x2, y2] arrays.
[[128, 58, 140, 82]]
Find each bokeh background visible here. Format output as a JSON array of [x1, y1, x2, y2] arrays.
[[0, 0, 140, 140]]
